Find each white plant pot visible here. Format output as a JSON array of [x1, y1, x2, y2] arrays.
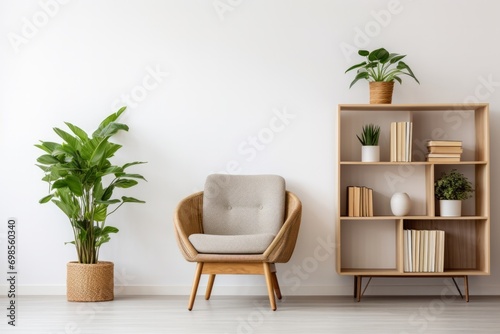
[[390, 192, 411, 216], [439, 200, 462, 217], [361, 145, 380, 162]]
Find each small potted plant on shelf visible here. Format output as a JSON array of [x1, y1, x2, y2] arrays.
[[434, 169, 473, 217], [345, 47, 420, 104], [357, 123, 381, 162], [35, 106, 146, 302]]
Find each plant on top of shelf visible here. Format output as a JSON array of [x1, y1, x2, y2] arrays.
[[345, 47, 419, 104], [434, 169, 474, 200], [345, 48, 420, 88], [357, 124, 381, 146]]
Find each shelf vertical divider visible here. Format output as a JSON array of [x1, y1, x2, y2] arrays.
[[396, 218, 404, 273], [425, 164, 435, 217]]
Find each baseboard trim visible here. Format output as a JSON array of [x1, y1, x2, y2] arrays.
[[1, 283, 500, 296]]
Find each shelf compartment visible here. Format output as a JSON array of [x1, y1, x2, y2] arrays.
[[339, 108, 410, 162], [434, 164, 487, 216], [339, 219, 398, 272], [412, 109, 475, 161], [340, 165, 428, 216], [403, 219, 489, 273]]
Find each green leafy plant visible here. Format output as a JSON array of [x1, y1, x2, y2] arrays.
[[345, 48, 420, 88], [357, 124, 381, 146], [35, 107, 146, 264], [434, 169, 474, 200]]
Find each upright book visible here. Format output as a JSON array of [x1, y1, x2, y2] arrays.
[[403, 229, 445, 273], [346, 186, 374, 217], [390, 121, 413, 162]]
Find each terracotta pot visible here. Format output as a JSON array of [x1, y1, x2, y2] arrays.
[[67, 261, 114, 302], [369, 81, 394, 104]]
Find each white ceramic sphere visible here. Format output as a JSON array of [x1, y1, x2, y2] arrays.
[[390, 192, 411, 216]]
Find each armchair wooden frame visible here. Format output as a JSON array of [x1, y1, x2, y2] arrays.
[[174, 191, 302, 311]]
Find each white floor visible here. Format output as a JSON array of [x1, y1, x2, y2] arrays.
[[1, 295, 500, 334]]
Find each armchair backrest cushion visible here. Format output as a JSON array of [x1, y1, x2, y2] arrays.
[[202, 174, 286, 236]]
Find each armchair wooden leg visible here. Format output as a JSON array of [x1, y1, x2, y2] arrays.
[[271, 271, 282, 300], [205, 274, 216, 300], [263, 263, 277, 311], [188, 262, 204, 311]]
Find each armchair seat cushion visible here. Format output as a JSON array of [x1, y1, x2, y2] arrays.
[[188, 233, 276, 254]]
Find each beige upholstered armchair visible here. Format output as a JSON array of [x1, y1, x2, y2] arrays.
[[174, 174, 302, 311]]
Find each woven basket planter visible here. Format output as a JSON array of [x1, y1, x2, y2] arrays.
[[67, 261, 114, 302], [369, 81, 394, 104]]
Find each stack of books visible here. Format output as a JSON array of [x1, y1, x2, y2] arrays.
[[403, 229, 445, 273], [346, 186, 373, 217], [390, 121, 413, 162], [426, 140, 463, 162]]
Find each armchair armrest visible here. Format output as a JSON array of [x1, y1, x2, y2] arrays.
[[173, 191, 204, 262], [264, 191, 302, 263]]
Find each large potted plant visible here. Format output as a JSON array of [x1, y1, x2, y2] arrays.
[[345, 47, 420, 104], [434, 169, 473, 217], [357, 123, 381, 162], [35, 106, 146, 301]]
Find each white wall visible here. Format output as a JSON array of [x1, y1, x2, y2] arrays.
[[1, 0, 499, 296]]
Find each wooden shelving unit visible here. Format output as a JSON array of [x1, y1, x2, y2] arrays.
[[336, 103, 490, 301]]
